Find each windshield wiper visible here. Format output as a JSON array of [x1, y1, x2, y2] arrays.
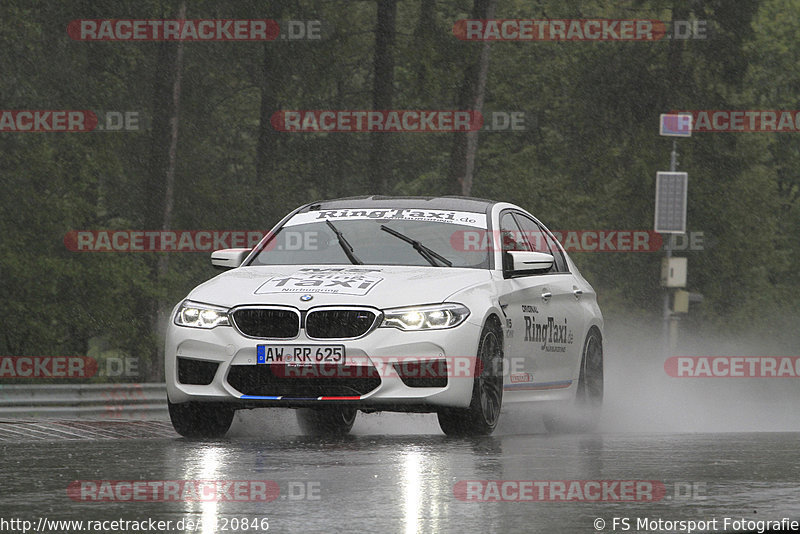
[[325, 220, 363, 265], [380, 225, 453, 267]]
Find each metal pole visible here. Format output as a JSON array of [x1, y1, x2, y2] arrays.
[[662, 140, 677, 354]]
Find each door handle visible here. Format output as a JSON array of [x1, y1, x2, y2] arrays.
[[541, 290, 552, 302], [573, 287, 583, 299]]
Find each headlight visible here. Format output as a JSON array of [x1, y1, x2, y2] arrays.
[[381, 303, 470, 331], [174, 301, 230, 329]]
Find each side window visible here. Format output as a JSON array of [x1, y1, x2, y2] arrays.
[[499, 213, 529, 252], [542, 227, 568, 272], [512, 213, 550, 254], [514, 213, 568, 273]]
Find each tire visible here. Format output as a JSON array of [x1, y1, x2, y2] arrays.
[[296, 406, 357, 436], [168, 400, 235, 438], [543, 328, 603, 433], [438, 321, 504, 436]]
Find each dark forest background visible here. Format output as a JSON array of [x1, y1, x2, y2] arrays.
[[1, 0, 798, 380]]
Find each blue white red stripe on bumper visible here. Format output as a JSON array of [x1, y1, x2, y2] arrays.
[[239, 395, 362, 401]]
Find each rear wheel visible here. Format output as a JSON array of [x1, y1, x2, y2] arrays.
[[438, 321, 504, 436], [168, 400, 235, 438], [543, 328, 603, 433], [296, 406, 357, 436]]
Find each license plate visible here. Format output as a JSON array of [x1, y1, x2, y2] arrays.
[[257, 344, 345, 365]]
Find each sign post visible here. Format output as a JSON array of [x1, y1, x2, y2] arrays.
[[657, 114, 691, 353]]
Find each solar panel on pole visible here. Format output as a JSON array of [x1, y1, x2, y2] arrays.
[[654, 171, 688, 234]]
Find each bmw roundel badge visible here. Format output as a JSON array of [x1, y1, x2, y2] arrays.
[[300, 295, 313, 302]]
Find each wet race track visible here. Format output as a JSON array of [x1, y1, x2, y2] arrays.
[[2, 325, 800, 534]]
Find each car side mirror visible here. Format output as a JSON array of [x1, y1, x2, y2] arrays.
[[504, 251, 554, 277], [211, 248, 250, 270]]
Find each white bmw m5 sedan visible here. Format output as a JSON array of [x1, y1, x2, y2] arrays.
[[165, 196, 604, 437]]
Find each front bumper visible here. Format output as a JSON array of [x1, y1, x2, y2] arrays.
[[165, 319, 482, 411]]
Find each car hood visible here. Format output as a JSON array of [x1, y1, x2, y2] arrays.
[[186, 265, 492, 309]]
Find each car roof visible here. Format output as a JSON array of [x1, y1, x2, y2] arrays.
[[298, 195, 497, 213]]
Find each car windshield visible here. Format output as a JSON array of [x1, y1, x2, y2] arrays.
[[250, 209, 490, 269]]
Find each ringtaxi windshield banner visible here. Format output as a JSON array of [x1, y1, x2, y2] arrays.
[[284, 208, 487, 228]]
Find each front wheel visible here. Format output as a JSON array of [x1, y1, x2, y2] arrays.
[[438, 321, 504, 436], [543, 328, 603, 433], [168, 400, 235, 438], [296, 406, 357, 436]]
